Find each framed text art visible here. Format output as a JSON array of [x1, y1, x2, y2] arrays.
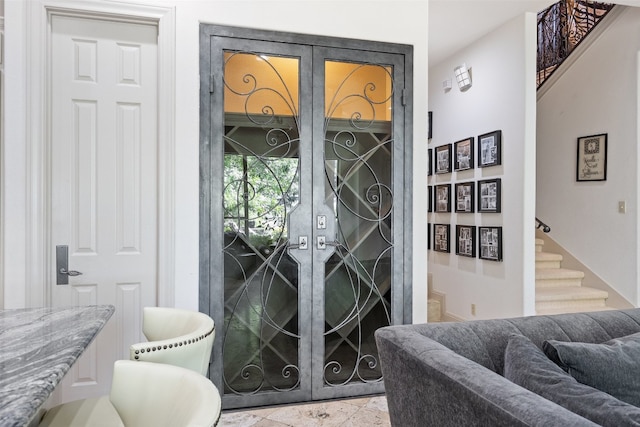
[[478, 130, 502, 168], [456, 225, 476, 257], [479, 226, 503, 261], [455, 182, 474, 213], [435, 184, 452, 213], [477, 178, 501, 213], [434, 224, 450, 253], [577, 133, 607, 181], [435, 144, 452, 174], [454, 137, 474, 171]]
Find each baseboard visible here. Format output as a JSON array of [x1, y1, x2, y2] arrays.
[[442, 312, 466, 322]]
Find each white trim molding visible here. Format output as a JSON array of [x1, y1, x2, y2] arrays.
[[25, 0, 176, 308]]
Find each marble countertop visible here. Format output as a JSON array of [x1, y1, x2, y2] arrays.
[[0, 305, 115, 427]]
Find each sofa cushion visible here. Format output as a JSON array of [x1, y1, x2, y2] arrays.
[[543, 332, 640, 407], [504, 334, 640, 426]]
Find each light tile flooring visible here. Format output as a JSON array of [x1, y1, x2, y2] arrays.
[[219, 395, 390, 427]]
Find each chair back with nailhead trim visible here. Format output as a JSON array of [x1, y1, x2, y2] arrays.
[[129, 307, 215, 376]]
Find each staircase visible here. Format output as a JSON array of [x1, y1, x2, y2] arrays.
[[535, 237, 612, 315]]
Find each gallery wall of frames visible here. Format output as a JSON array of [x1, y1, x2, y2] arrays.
[[427, 115, 503, 262]]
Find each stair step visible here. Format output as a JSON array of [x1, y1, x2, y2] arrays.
[[535, 252, 563, 269], [536, 287, 609, 312], [535, 238, 544, 252], [535, 305, 616, 316], [536, 286, 608, 302], [428, 299, 441, 323], [536, 268, 584, 287]]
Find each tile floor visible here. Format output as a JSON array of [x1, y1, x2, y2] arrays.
[[219, 395, 390, 427]]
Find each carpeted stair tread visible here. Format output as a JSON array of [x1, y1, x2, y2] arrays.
[[535, 268, 584, 280], [535, 252, 563, 262], [535, 305, 615, 316], [535, 286, 608, 302], [427, 299, 441, 323]]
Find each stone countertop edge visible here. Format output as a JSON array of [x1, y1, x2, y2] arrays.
[[0, 305, 115, 427]]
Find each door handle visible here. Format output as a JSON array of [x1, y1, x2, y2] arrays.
[[59, 268, 83, 277], [56, 245, 82, 285]]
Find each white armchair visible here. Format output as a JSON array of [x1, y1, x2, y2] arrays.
[[39, 360, 222, 426], [129, 307, 215, 376]]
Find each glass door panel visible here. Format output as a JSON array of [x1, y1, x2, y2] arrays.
[[222, 50, 305, 396], [321, 61, 394, 389]]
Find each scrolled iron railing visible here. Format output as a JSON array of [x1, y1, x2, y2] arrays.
[[537, 0, 614, 88]]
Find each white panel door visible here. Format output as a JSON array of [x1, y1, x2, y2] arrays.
[[50, 15, 158, 402]]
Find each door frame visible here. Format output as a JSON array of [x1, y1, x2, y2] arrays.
[[200, 23, 413, 407], [24, 0, 176, 308], [0, 16, 5, 309]]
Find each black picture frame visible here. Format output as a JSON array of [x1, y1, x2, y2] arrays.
[[428, 185, 433, 213], [435, 144, 452, 174], [428, 148, 433, 176], [576, 133, 607, 181], [456, 225, 476, 257], [428, 111, 433, 140], [428, 222, 431, 250], [478, 226, 503, 261], [455, 181, 475, 213], [435, 184, 451, 213], [454, 137, 474, 171], [478, 130, 502, 168], [477, 178, 501, 213], [434, 223, 450, 253]]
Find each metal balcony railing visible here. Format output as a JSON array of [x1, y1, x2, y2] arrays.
[[537, 0, 614, 89]]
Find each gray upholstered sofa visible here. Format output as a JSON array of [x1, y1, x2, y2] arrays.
[[375, 308, 640, 427]]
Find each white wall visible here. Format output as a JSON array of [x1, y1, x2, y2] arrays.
[[428, 13, 538, 320], [537, 6, 640, 306], [3, 0, 431, 321], [3, 0, 26, 309]]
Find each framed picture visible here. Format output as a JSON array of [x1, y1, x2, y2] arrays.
[[428, 111, 433, 140], [454, 137, 474, 171], [428, 148, 433, 176], [435, 144, 452, 174], [478, 226, 503, 261], [434, 223, 450, 253], [456, 225, 476, 257], [455, 182, 475, 213], [428, 223, 431, 250], [577, 133, 607, 181], [478, 130, 502, 168], [477, 178, 501, 213], [428, 186, 433, 213], [435, 184, 451, 213]]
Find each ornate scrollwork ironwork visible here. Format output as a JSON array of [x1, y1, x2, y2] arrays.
[[322, 61, 394, 387], [222, 51, 302, 396], [537, 1, 614, 87]]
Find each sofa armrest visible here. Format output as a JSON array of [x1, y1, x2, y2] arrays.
[[375, 327, 598, 427]]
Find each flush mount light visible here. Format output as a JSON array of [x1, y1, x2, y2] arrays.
[[454, 63, 472, 91]]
